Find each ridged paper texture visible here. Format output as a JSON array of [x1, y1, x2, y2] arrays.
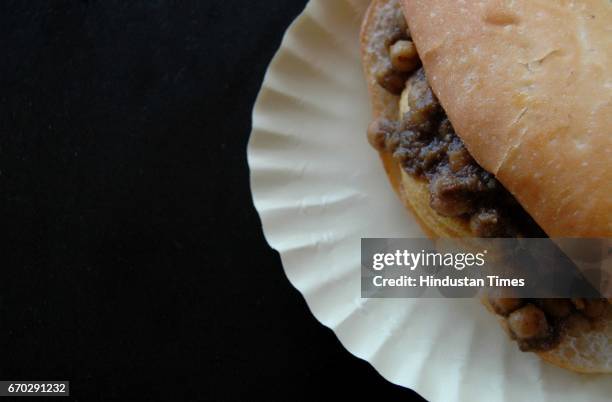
[[248, 0, 612, 400]]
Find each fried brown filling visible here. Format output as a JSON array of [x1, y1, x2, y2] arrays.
[[369, 68, 544, 237], [366, 6, 607, 351]]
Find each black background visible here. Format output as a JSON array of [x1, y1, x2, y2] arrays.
[[0, 1, 426, 400]]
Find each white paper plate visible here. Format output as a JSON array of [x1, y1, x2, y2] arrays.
[[247, 1, 612, 400]]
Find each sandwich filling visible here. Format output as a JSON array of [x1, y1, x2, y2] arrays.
[[365, 0, 608, 352], [368, 68, 543, 238]]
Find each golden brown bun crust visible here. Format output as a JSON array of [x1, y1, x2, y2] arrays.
[[362, 0, 612, 374], [483, 297, 612, 373], [537, 306, 612, 373], [401, 0, 612, 237]]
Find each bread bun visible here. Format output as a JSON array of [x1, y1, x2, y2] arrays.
[[401, 0, 611, 238], [361, 0, 612, 373], [482, 296, 612, 373]]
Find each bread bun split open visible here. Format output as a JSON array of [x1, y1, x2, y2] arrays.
[[360, 0, 612, 373]]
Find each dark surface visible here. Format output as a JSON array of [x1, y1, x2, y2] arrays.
[[0, 1, 426, 401]]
